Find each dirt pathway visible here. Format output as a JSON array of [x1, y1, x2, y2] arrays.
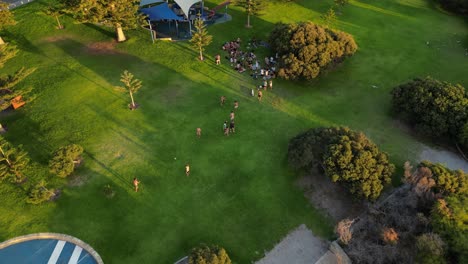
[[419, 144, 468, 172]]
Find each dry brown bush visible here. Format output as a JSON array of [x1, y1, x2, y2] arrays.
[[335, 218, 354, 245], [381, 227, 399, 245]]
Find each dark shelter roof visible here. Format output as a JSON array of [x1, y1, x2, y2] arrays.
[[140, 2, 185, 21]]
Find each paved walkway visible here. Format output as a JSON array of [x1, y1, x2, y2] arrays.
[[6, 0, 35, 9]]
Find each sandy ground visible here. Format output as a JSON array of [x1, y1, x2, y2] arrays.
[[419, 144, 468, 172], [297, 172, 364, 222], [255, 224, 329, 264]]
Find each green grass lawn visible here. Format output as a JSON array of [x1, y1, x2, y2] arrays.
[[0, 0, 467, 263]]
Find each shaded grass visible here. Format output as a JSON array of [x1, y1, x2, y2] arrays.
[[0, 0, 467, 263]]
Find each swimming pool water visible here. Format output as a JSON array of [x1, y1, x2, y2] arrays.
[[0, 239, 98, 264]]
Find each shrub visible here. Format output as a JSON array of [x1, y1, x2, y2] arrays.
[[418, 161, 467, 195], [103, 184, 115, 199], [415, 233, 446, 264], [26, 180, 55, 204], [189, 245, 231, 264], [437, 0, 468, 15], [381, 227, 399, 245], [269, 22, 357, 80], [288, 127, 394, 200], [335, 218, 354, 245], [49, 144, 83, 178], [391, 77, 468, 147], [458, 122, 468, 149], [431, 195, 468, 263]]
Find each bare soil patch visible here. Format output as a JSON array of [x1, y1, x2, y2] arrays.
[[68, 174, 88, 187], [84, 41, 120, 55], [42, 35, 71, 43], [255, 224, 329, 264], [296, 171, 365, 222]]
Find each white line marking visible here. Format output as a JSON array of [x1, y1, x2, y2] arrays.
[[68, 245, 83, 264], [47, 240, 66, 264]]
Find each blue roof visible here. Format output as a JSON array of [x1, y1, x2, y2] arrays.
[[140, 2, 185, 21]]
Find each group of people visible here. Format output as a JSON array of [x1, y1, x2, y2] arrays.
[[221, 96, 237, 136], [219, 37, 278, 80]]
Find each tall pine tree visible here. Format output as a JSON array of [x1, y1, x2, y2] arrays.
[[0, 1, 16, 45], [190, 16, 212, 61], [234, 0, 266, 28]]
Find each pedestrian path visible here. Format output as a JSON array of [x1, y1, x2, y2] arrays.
[[6, 0, 35, 9]]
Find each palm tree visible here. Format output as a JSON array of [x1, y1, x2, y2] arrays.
[[119, 70, 142, 110]]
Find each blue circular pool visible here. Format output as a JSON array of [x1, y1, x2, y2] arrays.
[[0, 234, 102, 264]]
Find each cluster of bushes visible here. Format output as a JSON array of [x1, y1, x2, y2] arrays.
[[189, 245, 231, 264], [337, 161, 467, 263], [438, 0, 468, 15], [288, 126, 394, 200], [269, 22, 357, 80], [391, 77, 468, 149]]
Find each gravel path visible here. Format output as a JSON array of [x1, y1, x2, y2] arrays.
[[255, 224, 329, 264], [419, 144, 468, 172]]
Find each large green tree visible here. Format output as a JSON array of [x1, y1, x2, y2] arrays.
[[0, 1, 16, 45], [49, 144, 84, 178], [431, 194, 468, 263], [391, 77, 468, 148], [288, 127, 394, 200], [418, 161, 467, 195], [269, 22, 357, 80], [27, 180, 55, 204], [0, 136, 30, 183], [119, 70, 142, 109], [71, 0, 144, 42], [234, 0, 266, 28], [190, 16, 212, 61]]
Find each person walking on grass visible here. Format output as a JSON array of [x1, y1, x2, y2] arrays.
[[269, 80, 273, 90], [196, 127, 202, 138], [229, 120, 235, 133], [133, 177, 140, 192], [230, 110, 235, 121], [185, 164, 190, 176], [258, 90, 263, 101], [220, 95, 226, 106], [215, 54, 221, 65], [234, 100, 239, 110]]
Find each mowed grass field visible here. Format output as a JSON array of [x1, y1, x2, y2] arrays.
[[0, 0, 467, 263]]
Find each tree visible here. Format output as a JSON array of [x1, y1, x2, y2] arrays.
[[190, 15, 212, 61], [49, 144, 84, 178], [189, 245, 231, 264], [0, 67, 36, 110], [119, 70, 142, 109], [391, 77, 468, 148], [269, 22, 357, 80], [288, 127, 394, 200], [0, 1, 16, 45], [416, 233, 446, 264], [321, 8, 337, 28], [27, 180, 55, 204], [335, 218, 354, 245], [418, 161, 467, 195], [70, 0, 144, 42], [0, 43, 17, 68], [335, 0, 349, 7], [44, 4, 65, 29], [437, 0, 468, 15], [431, 195, 468, 263], [234, 0, 266, 28], [0, 136, 29, 183]]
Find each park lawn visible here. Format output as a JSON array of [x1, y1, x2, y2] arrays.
[[0, 0, 467, 263]]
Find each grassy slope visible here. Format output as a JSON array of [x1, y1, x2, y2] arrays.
[[0, 0, 467, 263]]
